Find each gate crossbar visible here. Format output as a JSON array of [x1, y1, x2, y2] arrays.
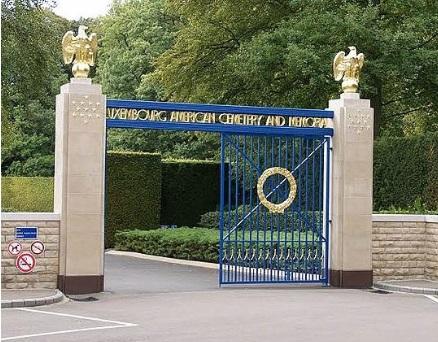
[[223, 135, 262, 174]]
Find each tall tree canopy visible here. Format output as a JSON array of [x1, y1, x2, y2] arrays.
[[2, 0, 437, 175], [151, 0, 438, 136], [97, 0, 220, 159], [1, 0, 69, 175], [97, 0, 177, 99]]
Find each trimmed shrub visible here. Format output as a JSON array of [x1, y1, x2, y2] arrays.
[[115, 228, 323, 271], [374, 133, 438, 211], [199, 206, 322, 230], [424, 138, 438, 209], [114, 228, 219, 263], [160, 159, 220, 226], [4, 132, 437, 226], [105, 151, 162, 247], [1, 177, 54, 212]]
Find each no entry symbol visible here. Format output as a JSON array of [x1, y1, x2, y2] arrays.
[[8, 241, 22, 256], [16, 252, 36, 274], [31, 240, 45, 255]]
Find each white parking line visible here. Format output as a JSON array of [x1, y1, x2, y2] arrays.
[[2, 325, 135, 341], [2, 308, 137, 341], [424, 295, 438, 304], [17, 308, 137, 326]]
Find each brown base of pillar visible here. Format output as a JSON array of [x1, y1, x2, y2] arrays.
[[58, 275, 104, 295], [329, 269, 373, 288]]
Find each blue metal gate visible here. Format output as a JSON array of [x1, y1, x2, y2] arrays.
[[219, 134, 330, 285], [106, 99, 332, 285]]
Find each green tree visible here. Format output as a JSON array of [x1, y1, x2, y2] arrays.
[[98, 0, 220, 159], [97, 0, 177, 99], [1, 0, 69, 175], [150, 0, 438, 137], [108, 129, 220, 160]]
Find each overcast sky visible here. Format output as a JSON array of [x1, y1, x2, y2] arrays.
[[53, 0, 111, 20]]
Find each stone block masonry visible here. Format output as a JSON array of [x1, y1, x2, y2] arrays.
[[425, 220, 438, 280], [372, 214, 438, 281], [1, 213, 60, 289]]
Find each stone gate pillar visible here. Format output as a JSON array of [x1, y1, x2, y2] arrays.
[[54, 78, 106, 294], [329, 93, 374, 288]]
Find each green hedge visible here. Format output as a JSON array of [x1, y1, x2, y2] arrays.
[[161, 159, 220, 226], [3, 132, 437, 233], [374, 133, 438, 211], [1, 177, 54, 212], [114, 228, 218, 263], [105, 151, 162, 247], [114, 228, 322, 270], [199, 205, 322, 230]]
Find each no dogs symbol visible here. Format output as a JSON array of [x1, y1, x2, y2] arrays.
[[16, 252, 36, 274], [8, 241, 22, 255], [31, 240, 45, 255]]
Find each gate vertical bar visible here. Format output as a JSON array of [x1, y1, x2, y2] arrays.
[[256, 137, 261, 282], [277, 137, 281, 281], [234, 136, 239, 282], [227, 136, 232, 283], [291, 137, 296, 281], [324, 137, 331, 284], [311, 139, 315, 279], [270, 136, 274, 281], [319, 138, 324, 280], [283, 137, 289, 280], [242, 136, 246, 282], [305, 138, 308, 280], [219, 133, 225, 285], [249, 136, 254, 282]]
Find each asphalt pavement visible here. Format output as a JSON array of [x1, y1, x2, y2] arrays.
[[104, 253, 218, 294], [2, 253, 438, 342]]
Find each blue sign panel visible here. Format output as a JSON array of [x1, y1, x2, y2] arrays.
[[106, 99, 334, 137], [15, 227, 38, 239]]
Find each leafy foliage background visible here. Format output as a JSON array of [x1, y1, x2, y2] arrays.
[[1, 0, 437, 213]]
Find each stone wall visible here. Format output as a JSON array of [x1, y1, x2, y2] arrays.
[[425, 221, 438, 280], [372, 215, 438, 282], [1, 213, 60, 289], [2, 212, 437, 289]]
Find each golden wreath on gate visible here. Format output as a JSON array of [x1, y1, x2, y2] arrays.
[[257, 167, 297, 214]]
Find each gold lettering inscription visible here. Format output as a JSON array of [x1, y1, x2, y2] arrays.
[[106, 109, 328, 128]]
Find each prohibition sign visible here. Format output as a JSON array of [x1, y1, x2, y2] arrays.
[[8, 241, 22, 256], [31, 240, 45, 255], [16, 252, 36, 274]]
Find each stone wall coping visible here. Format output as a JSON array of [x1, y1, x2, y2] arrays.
[[424, 215, 438, 223], [373, 214, 438, 223], [2, 212, 436, 223], [2, 213, 436, 223], [1, 212, 60, 221]]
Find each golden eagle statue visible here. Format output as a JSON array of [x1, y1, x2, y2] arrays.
[[333, 46, 364, 93], [62, 25, 97, 78]]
